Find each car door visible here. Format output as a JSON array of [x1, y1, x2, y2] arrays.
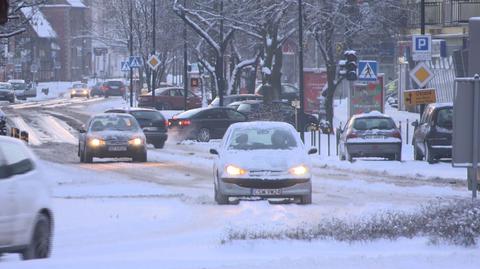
[[0, 151, 14, 246], [197, 109, 227, 139], [416, 107, 433, 154], [0, 140, 38, 239], [187, 91, 202, 109]]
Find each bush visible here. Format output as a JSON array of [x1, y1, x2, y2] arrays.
[[224, 199, 480, 246]]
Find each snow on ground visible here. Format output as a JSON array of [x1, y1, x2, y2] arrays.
[[33, 82, 73, 101]]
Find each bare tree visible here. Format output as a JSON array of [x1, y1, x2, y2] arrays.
[[0, 0, 47, 38]]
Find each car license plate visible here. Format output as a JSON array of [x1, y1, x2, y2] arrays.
[[365, 135, 384, 139], [108, 146, 127, 151], [253, 189, 282, 196]]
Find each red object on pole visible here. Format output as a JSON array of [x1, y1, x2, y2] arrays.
[[0, 0, 9, 25]]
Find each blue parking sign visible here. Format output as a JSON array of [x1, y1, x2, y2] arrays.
[[412, 35, 432, 61]]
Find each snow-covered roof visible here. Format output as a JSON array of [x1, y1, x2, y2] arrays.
[[353, 110, 392, 119], [66, 0, 86, 8], [427, 102, 453, 109], [21, 7, 57, 39]]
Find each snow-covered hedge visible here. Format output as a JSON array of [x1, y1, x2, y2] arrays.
[[224, 199, 480, 246]]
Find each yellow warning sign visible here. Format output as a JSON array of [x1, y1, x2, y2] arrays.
[[404, 88, 436, 106]]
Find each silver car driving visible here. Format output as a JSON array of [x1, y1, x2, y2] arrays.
[[210, 122, 316, 205]]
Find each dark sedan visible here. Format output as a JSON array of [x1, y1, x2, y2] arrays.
[[168, 107, 247, 142], [229, 100, 319, 130], [78, 113, 147, 163], [105, 108, 168, 149], [0, 82, 15, 103], [103, 79, 126, 98], [412, 102, 453, 163]]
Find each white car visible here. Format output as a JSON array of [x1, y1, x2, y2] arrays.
[[210, 121, 316, 205], [0, 136, 53, 260]]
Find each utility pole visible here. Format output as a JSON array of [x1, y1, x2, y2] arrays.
[[152, 0, 156, 109], [298, 0, 305, 142], [129, 0, 134, 107], [183, 0, 188, 110], [218, 0, 224, 106]]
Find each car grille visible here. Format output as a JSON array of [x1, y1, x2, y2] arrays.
[[106, 140, 128, 146], [249, 170, 284, 177]]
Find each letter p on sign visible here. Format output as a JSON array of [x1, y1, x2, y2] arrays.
[[416, 37, 429, 51]]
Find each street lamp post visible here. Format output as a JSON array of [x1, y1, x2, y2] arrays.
[[129, 0, 134, 107], [183, 0, 188, 110], [152, 0, 157, 109], [298, 0, 305, 142]]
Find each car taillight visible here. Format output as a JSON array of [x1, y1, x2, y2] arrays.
[[392, 131, 401, 139], [179, 120, 191, 126], [101, 86, 108, 91], [346, 132, 357, 139], [165, 120, 169, 127]]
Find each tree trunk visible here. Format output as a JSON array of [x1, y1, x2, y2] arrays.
[[271, 46, 283, 101], [325, 63, 337, 133]]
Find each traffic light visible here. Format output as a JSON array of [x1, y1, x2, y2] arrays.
[[344, 50, 358, 81], [0, 0, 8, 25]]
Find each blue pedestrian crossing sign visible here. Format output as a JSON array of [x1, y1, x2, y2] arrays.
[[121, 61, 130, 72], [358, 60, 378, 82], [128, 56, 143, 68]]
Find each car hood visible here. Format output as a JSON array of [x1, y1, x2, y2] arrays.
[[88, 130, 143, 140], [219, 149, 309, 171]]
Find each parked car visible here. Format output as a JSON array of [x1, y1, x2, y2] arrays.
[[90, 81, 104, 97], [338, 111, 402, 162], [0, 82, 15, 103], [70, 83, 90, 98], [412, 102, 453, 164], [78, 113, 147, 163], [102, 79, 126, 98], [168, 107, 247, 142], [209, 94, 263, 107], [0, 109, 7, 135], [8, 79, 36, 100], [138, 87, 202, 110], [0, 136, 54, 260], [105, 108, 168, 149], [210, 121, 316, 205], [255, 83, 299, 102], [229, 100, 319, 130]]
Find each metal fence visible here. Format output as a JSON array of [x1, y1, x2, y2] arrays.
[[408, 0, 480, 27], [427, 57, 456, 102]]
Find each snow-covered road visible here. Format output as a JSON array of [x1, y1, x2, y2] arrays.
[[0, 96, 477, 268]]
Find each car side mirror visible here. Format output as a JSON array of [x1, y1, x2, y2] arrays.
[[209, 149, 219, 155], [0, 164, 13, 179], [79, 125, 86, 133], [411, 120, 418, 128], [308, 148, 318, 155]]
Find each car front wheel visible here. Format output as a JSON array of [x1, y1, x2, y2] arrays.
[[425, 143, 436, 164], [133, 152, 147, 162], [197, 128, 211, 142], [83, 147, 93, 163], [299, 193, 312, 205], [22, 214, 52, 260]]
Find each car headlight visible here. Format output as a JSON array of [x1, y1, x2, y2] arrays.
[[225, 165, 247, 176], [72, 90, 77, 94], [129, 137, 144, 146], [83, 90, 88, 94], [90, 138, 105, 147], [289, 165, 308, 176]]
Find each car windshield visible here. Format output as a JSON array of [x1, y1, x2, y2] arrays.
[[89, 115, 139, 132], [353, 117, 395, 130], [130, 111, 165, 121], [228, 127, 298, 150], [11, 83, 27, 91], [436, 108, 453, 129], [73, 84, 87, 88], [0, 84, 10, 90]]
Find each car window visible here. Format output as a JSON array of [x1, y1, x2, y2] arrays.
[[228, 127, 298, 150], [226, 109, 246, 121], [105, 109, 126, 113], [11, 83, 27, 91], [89, 115, 140, 132], [130, 111, 165, 121], [199, 109, 225, 119], [237, 104, 252, 113], [436, 108, 453, 130], [353, 117, 396, 130], [282, 85, 298, 94], [421, 106, 432, 124], [0, 141, 35, 176], [187, 91, 194, 97], [107, 81, 124, 87]]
